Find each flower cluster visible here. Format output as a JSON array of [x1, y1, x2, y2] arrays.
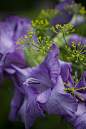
[[1, 0, 86, 129]]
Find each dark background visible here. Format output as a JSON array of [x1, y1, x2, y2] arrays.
[[0, 0, 86, 11], [0, 0, 86, 129], [0, 0, 86, 20]]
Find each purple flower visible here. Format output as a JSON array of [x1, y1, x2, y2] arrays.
[[0, 15, 37, 84], [9, 44, 77, 129], [52, 0, 85, 35], [67, 34, 86, 47], [61, 71, 86, 129], [52, 0, 73, 28], [62, 101, 86, 129]]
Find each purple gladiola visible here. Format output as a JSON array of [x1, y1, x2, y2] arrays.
[[8, 44, 77, 129], [0, 15, 37, 84]]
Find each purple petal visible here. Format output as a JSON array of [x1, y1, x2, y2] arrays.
[[73, 102, 86, 129], [18, 88, 45, 129], [0, 53, 9, 84], [59, 59, 72, 82], [18, 96, 45, 129], [43, 75, 77, 117], [13, 18, 31, 41], [75, 112, 86, 129], [18, 97, 34, 129], [3, 15, 19, 32], [26, 88, 45, 118], [75, 102, 86, 116], [52, 0, 73, 27], [8, 76, 24, 122], [3, 15, 31, 35], [2, 15, 38, 68], [67, 34, 86, 46], [40, 43, 60, 86], [37, 87, 51, 103], [62, 115, 75, 126], [0, 22, 14, 54], [4, 49, 27, 68], [13, 44, 60, 89]]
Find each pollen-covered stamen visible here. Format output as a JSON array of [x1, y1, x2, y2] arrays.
[[38, 9, 61, 20], [23, 78, 51, 88], [54, 24, 75, 34], [66, 41, 86, 64], [64, 3, 86, 16]]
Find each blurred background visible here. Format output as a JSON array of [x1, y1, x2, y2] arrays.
[[0, 0, 86, 20], [0, 0, 86, 129]]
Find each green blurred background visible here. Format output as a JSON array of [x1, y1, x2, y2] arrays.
[[0, 0, 86, 129]]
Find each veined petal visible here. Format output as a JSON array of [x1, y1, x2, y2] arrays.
[[40, 43, 60, 86], [18, 96, 45, 129], [18, 97, 34, 129]]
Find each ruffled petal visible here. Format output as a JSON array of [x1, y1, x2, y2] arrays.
[[18, 88, 45, 129], [59, 59, 72, 82], [37, 87, 51, 103], [75, 112, 86, 129], [18, 96, 45, 129], [43, 75, 77, 117], [40, 43, 60, 86], [4, 49, 27, 68], [12, 44, 60, 88], [18, 97, 34, 129]]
